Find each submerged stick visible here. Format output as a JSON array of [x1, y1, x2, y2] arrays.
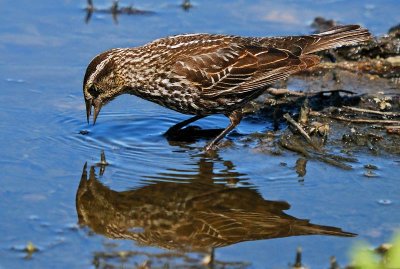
[[279, 133, 354, 170], [283, 113, 320, 151]]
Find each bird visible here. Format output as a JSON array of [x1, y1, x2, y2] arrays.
[[83, 25, 371, 150], [76, 161, 355, 253]]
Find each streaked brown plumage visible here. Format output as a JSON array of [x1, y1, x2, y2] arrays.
[[76, 162, 355, 252], [83, 25, 371, 150]]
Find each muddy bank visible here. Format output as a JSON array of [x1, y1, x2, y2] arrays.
[[239, 22, 400, 168]]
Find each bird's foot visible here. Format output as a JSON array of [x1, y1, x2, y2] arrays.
[[203, 143, 219, 157], [204, 142, 218, 152]]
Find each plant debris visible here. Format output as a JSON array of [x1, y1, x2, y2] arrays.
[[226, 21, 399, 169]]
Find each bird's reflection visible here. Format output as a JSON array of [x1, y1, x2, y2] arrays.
[[76, 154, 355, 254], [84, 0, 154, 24]]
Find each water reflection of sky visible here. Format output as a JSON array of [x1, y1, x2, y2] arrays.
[[0, 0, 399, 268]]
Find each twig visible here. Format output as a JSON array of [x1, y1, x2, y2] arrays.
[[279, 134, 353, 170], [283, 113, 320, 151], [279, 136, 310, 157], [386, 126, 400, 134], [266, 88, 305, 97], [317, 89, 356, 95], [342, 106, 400, 117], [314, 155, 353, 170], [310, 111, 400, 124], [330, 116, 400, 124]]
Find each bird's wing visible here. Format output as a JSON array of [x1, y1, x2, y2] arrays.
[[172, 43, 320, 98]]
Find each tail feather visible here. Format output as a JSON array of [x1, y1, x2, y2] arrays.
[[262, 25, 372, 56], [290, 220, 357, 237], [304, 25, 372, 54]]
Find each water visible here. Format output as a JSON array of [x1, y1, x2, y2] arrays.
[[1, 0, 399, 268]]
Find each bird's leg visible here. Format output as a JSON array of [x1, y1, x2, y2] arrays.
[[165, 115, 205, 136], [202, 247, 215, 268], [204, 110, 242, 151]]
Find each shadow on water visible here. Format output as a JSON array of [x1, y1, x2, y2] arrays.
[[76, 151, 355, 267]]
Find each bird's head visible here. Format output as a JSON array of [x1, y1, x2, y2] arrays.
[[83, 50, 123, 124]]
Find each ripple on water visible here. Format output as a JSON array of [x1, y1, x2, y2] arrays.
[[50, 109, 255, 189]]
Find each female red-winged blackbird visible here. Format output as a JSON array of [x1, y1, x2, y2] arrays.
[[83, 25, 371, 150], [77, 162, 355, 251]]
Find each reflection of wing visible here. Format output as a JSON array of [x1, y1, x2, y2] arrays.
[[185, 188, 354, 248], [192, 210, 353, 248], [172, 43, 319, 98], [76, 163, 355, 252]]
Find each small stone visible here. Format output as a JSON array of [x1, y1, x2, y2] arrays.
[[79, 130, 89, 135]]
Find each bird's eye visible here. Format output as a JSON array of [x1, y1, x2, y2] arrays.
[[88, 85, 100, 99]]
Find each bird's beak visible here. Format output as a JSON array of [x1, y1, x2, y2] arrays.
[[93, 98, 102, 125], [85, 98, 92, 124], [85, 97, 102, 125]]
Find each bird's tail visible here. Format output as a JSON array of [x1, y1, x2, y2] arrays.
[[289, 220, 357, 237], [302, 25, 372, 54], [262, 25, 372, 56]]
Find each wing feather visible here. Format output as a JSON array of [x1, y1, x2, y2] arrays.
[[171, 42, 320, 98]]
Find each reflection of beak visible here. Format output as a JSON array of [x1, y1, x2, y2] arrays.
[[81, 162, 88, 181], [85, 98, 102, 125]]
